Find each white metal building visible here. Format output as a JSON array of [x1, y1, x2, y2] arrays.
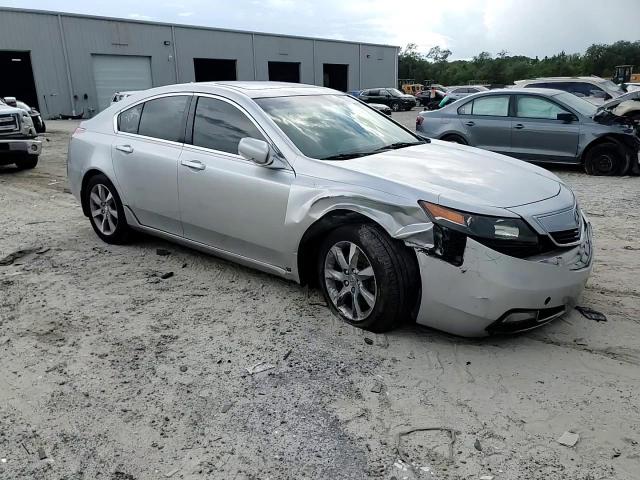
[[0, 7, 399, 118]]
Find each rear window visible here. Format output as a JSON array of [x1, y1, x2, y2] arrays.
[[137, 95, 189, 142], [117, 104, 143, 134]]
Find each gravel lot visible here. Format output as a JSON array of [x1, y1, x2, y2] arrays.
[[1, 120, 639, 480]]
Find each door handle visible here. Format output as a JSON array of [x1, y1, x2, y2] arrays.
[[465, 121, 475, 126], [181, 159, 206, 171], [514, 124, 525, 130], [115, 144, 134, 154]]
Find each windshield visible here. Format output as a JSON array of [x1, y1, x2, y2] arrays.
[[553, 92, 598, 117], [388, 88, 404, 97], [597, 79, 625, 96], [256, 95, 423, 160]]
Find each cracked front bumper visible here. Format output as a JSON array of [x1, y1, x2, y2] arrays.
[[415, 222, 593, 337]]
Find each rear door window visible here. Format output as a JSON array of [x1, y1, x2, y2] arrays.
[[191, 97, 265, 155], [516, 96, 569, 119], [137, 95, 190, 142], [368, 89, 380, 96], [471, 96, 510, 116]]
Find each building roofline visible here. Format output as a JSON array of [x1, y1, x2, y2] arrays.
[[0, 6, 400, 50]]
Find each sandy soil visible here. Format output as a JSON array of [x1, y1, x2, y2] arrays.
[[0, 120, 639, 480]]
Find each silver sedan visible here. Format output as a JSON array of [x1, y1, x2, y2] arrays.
[[67, 82, 593, 337]]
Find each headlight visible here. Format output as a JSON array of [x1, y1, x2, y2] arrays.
[[419, 201, 538, 244]]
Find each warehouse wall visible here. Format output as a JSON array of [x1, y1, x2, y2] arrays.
[[0, 11, 72, 118], [0, 8, 398, 118], [174, 27, 255, 82]]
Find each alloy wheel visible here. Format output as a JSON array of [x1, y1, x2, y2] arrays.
[[89, 183, 118, 235], [324, 241, 377, 322]]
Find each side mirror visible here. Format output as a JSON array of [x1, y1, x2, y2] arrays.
[[238, 137, 271, 165], [557, 112, 577, 123]]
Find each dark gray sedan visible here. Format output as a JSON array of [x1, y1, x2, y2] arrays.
[[416, 88, 640, 175]]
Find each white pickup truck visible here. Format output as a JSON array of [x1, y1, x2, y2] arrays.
[[0, 100, 42, 169]]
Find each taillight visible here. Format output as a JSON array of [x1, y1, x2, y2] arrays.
[[72, 127, 86, 136], [416, 116, 424, 127]]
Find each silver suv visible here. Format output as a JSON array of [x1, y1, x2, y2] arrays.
[[514, 76, 625, 105]]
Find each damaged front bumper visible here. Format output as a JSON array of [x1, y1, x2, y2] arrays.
[[414, 221, 593, 337]]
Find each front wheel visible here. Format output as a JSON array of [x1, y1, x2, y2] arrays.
[[584, 142, 629, 176], [317, 224, 418, 333], [84, 174, 131, 244], [391, 102, 401, 112], [15, 155, 38, 170]]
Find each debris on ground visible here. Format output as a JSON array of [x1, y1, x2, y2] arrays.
[[179, 365, 188, 372], [395, 426, 457, 466], [557, 431, 580, 447], [165, 467, 180, 477], [35, 247, 50, 254], [623, 245, 640, 251], [37, 446, 47, 460], [156, 248, 172, 256], [221, 402, 233, 413], [246, 362, 275, 375], [474, 438, 482, 451], [575, 306, 607, 322], [612, 448, 621, 458], [160, 272, 174, 280], [480, 475, 495, 480], [283, 348, 293, 360], [370, 382, 382, 394], [364, 337, 373, 345], [0, 248, 36, 266]]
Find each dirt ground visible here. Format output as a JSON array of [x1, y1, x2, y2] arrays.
[[1, 120, 639, 480]]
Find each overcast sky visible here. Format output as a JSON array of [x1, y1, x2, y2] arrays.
[[2, 0, 639, 59]]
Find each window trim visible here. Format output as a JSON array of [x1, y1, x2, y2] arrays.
[[112, 92, 193, 147], [457, 94, 511, 117], [184, 93, 281, 163], [513, 94, 572, 120]]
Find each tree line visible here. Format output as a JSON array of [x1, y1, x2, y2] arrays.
[[398, 40, 640, 86]]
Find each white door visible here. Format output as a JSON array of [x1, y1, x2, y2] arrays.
[[92, 55, 152, 111]]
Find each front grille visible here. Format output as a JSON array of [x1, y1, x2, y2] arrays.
[[474, 234, 557, 259], [550, 228, 580, 245], [0, 114, 19, 133]]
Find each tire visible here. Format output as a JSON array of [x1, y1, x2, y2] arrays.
[[15, 155, 38, 170], [83, 173, 131, 244], [441, 134, 468, 145], [583, 142, 628, 176], [391, 102, 401, 112], [317, 224, 418, 333]]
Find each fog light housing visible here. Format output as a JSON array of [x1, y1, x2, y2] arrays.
[[30, 144, 38, 151], [502, 310, 538, 323]]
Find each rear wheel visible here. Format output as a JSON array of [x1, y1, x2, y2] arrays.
[[84, 174, 131, 244], [15, 155, 38, 170], [583, 142, 628, 176], [317, 224, 418, 333], [441, 134, 467, 145]]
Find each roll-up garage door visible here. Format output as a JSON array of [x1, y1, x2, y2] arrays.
[[92, 55, 152, 111]]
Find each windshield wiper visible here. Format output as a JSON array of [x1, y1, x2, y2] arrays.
[[321, 152, 367, 160], [369, 140, 427, 153]]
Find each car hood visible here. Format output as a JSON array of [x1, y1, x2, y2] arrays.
[[329, 142, 562, 210]]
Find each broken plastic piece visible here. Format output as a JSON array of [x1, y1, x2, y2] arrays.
[[575, 306, 607, 322], [557, 431, 579, 447]]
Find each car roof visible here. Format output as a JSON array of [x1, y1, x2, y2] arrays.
[[471, 87, 567, 96], [515, 76, 606, 84], [140, 81, 339, 99]]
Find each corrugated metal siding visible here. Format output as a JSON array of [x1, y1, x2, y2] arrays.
[[173, 27, 254, 82], [253, 34, 314, 83], [0, 11, 72, 118]]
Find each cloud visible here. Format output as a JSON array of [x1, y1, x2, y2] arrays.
[[9, 0, 640, 60], [127, 13, 153, 20]]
